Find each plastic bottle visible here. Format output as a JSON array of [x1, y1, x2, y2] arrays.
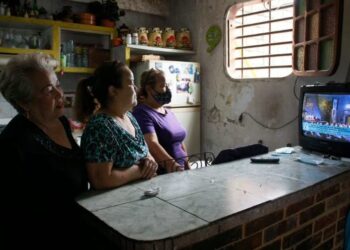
[[132, 33, 138, 45], [126, 33, 132, 45]]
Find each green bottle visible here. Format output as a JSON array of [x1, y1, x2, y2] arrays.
[[32, 0, 38, 17]]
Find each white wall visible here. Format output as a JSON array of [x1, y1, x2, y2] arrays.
[[168, 0, 350, 155]]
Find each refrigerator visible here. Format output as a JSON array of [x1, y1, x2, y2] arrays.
[[133, 60, 201, 155]]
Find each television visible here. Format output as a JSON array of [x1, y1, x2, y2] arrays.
[[299, 84, 350, 158]]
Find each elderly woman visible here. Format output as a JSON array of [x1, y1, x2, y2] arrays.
[[0, 54, 92, 247], [74, 61, 158, 190], [133, 69, 189, 173]]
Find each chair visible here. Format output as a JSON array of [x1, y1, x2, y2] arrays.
[[188, 152, 216, 169], [156, 152, 216, 173], [212, 144, 269, 165]]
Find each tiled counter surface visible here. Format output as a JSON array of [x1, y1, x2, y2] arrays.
[[77, 149, 350, 249]]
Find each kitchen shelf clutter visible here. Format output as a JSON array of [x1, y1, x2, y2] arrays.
[[0, 15, 114, 73], [0, 16, 197, 72]]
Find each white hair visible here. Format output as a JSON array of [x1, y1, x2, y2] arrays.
[[0, 53, 54, 113]]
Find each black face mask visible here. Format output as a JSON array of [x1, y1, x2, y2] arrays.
[[151, 86, 172, 105]]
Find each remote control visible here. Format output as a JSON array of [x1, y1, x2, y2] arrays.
[[250, 157, 280, 164]]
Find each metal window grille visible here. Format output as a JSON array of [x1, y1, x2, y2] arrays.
[[227, 0, 294, 79]]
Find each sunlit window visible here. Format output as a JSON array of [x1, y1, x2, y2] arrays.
[[226, 0, 294, 79]]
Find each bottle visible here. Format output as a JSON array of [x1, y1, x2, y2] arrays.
[[82, 46, 88, 67], [22, 0, 31, 17], [126, 33, 132, 45], [132, 33, 138, 45], [74, 45, 82, 67], [0, 3, 5, 16], [32, 0, 39, 18]]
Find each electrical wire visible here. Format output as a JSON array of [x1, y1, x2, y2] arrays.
[[241, 112, 298, 130], [293, 76, 299, 100]]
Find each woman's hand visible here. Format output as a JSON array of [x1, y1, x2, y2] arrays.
[[165, 160, 183, 173], [140, 157, 158, 179]]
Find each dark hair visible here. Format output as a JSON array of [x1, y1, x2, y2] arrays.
[[138, 68, 164, 100], [74, 61, 127, 122]]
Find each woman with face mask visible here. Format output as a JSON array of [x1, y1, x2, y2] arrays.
[[133, 69, 189, 173]]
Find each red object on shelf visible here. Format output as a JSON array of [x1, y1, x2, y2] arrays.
[[112, 37, 122, 47], [79, 13, 96, 25], [101, 19, 115, 27]]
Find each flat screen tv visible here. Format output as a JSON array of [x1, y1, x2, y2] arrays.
[[299, 84, 350, 158]]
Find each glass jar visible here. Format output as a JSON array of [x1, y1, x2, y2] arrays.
[[137, 27, 148, 45], [162, 27, 176, 48], [148, 27, 163, 47], [176, 28, 192, 49]]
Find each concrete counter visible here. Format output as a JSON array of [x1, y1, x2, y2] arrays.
[[77, 148, 350, 249]]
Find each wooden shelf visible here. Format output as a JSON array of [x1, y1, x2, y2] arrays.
[[61, 67, 95, 74], [60, 22, 114, 36], [0, 15, 114, 35], [0, 15, 56, 28], [0, 47, 55, 55], [0, 15, 114, 72], [113, 45, 196, 66], [125, 44, 195, 56]]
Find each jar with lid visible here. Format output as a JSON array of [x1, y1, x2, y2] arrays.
[[162, 27, 176, 48], [148, 27, 163, 47], [137, 27, 148, 45], [176, 28, 192, 49]]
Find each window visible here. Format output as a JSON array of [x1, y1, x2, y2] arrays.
[[226, 0, 294, 79]]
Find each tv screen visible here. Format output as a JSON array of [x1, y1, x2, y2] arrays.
[[299, 84, 350, 157]]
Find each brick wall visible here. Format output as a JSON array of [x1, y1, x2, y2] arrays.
[[188, 175, 350, 250]]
